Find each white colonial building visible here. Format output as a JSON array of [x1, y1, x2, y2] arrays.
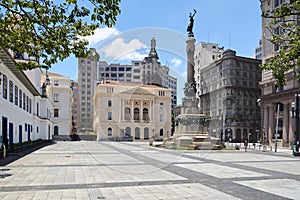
[[45, 72, 72, 136], [0, 47, 53, 150], [94, 81, 172, 141]]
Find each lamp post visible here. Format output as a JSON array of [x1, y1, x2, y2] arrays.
[[275, 103, 280, 153], [293, 93, 300, 156]]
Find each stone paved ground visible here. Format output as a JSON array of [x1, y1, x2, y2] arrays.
[[0, 141, 299, 200]]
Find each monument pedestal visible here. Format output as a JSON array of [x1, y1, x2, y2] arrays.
[[168, 92, 221, 150]]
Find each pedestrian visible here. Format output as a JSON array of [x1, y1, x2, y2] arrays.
[[244, 139, 248, 152]]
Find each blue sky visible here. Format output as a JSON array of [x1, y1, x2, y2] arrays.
[[50, 0, 262, 101]]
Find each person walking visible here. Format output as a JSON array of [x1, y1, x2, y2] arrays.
[[244, 139, 248, 152]]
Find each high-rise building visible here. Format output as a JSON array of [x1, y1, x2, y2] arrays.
[[78, 48, 100, 132], [194, 42, 224, 107], [260, 0, 300, 147], [198, 49, 261, 142], [71, 81, 79, 133], [78, 39, 177, 132], [255, 39, 262, 60]]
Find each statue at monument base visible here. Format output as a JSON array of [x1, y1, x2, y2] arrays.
[[164, 93, 222, 150]]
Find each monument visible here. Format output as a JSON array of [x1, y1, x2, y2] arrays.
[[166, 10, 221, 150]]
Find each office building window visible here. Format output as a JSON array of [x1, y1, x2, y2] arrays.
[[108, 100, 112, 107], [54, 109, 59, 117]]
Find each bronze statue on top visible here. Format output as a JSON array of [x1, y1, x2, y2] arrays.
[[187, 9, 197, 36]]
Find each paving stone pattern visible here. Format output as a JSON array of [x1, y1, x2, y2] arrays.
[[0, 141, 299, 200]]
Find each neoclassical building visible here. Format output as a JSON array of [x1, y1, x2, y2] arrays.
[[93, 81, 172, 141], [260, 0, 300, 147]]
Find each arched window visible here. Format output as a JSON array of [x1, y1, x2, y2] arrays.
[[108, 127, 112, 136], [144, 127, 149, 139], [54, 126, 59, 135], [134, 108, 140, 121], [125, 107, 131, 120], [125, 127, 131, 136], [135, 127, 140, 139], [143, 108, 149, 121]]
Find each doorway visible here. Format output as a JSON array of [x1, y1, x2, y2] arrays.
[[2, 117, 8, 149]]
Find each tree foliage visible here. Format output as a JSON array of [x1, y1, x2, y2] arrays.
[[260, 0, 300, 85], [0, 0, 121, 70]]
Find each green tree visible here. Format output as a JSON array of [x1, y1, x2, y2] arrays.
[[0, 0, 121, 70], [260, 0, 300, 85]]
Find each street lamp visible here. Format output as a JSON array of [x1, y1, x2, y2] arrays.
[[275, 102, 280, 153], [292, 93, 300, 156]]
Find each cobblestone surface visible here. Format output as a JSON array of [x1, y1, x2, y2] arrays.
[[0, 141, 299, 199]]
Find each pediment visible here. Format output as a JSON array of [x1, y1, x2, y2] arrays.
[[120, 87, 154, 96]]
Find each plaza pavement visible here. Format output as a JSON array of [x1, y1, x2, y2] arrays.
[[0, 141, 299, 200]]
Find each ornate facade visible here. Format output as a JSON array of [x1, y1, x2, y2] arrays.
[[94, 81, 172, 141], [198, 49, 261, 142], [260, 0, 300, 147]]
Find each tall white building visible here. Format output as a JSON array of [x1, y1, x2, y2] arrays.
[[78, 48, 100, 132], [194, 42, 224, 107], [0, 47, 53, 151], [255, 39, 262, 60], [94, 81, 172, 141], [45, 72, 72, 136]]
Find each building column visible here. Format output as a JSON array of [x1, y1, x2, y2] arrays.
[[282, 102, 289, 147], [263, 105, 269, 143], [120, 99, 123, 121], [152, 101, 155, 121], [149, 100, 152, 121], [289, 103, 294, 148], [140, 100, 143, 121], [122, 99, 125, 121], [131, 100, 134, 121], [268, 104, 275, 144]]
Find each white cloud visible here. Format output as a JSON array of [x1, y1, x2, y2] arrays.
[[171, 58, 182, 68], [181, 71, 187, 79], [101, 37, 147, 61], [83, 27, 119, 46]]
